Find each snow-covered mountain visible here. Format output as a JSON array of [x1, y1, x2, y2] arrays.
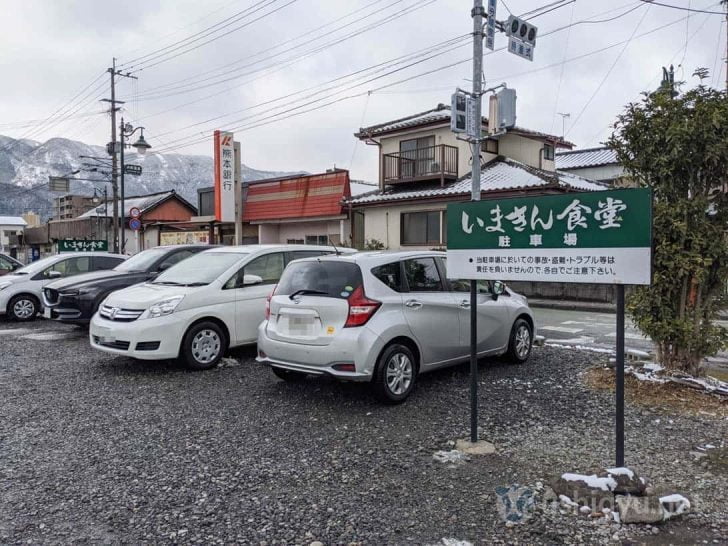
[[0, 135, 301, 219]]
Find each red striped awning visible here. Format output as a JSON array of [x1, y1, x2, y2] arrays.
[[243, 171, 351, 222]]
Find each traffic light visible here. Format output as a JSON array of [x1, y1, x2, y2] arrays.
[[505, 15, 537, 47]]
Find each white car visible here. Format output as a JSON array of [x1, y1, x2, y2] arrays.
[[257, 251, 535, 403], [89, 245, 354, 369], [0, 252, 126, 321]]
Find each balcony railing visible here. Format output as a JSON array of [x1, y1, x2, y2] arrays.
[[383, 144, 458, 186]]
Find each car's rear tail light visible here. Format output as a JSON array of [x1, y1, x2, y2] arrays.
[[332, 363, 356, 372], [344, 285, 380, 328], [265, 286, 277, 320]]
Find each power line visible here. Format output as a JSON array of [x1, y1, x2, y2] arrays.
[[639, 0, 725, 15], [566, 3, 653, 136], [133, 0, 435, 103], [119, 0, 280, 68], [133, 0, 396, 97], [125, 0, 300, 73]]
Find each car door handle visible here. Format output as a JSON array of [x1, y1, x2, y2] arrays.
[[405, 299, 423, 309], [459, 300, 470, 308]]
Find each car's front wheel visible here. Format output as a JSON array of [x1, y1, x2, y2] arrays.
[[8, 294, 38, 321], [180, 321, 227, 370], [506, 318, 533, 363], [372, 343, 418, 404]]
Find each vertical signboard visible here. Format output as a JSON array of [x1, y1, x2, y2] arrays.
[[446, 188, 652, 285], [485, 0, 497, 50], [214, 130, 236, 223]]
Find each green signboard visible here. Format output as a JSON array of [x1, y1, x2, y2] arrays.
[[58, 239, 109, 253], [446, 188, 652, 285]]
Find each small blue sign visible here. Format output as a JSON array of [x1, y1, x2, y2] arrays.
[[129, 218, 142, 231]]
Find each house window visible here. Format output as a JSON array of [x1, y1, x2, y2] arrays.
[[543, 143, 555, 161], [287, 238, 304, 244], [305, 235, 329, 245], [401, 210, 445, 246], [482, 138, 499, 154]]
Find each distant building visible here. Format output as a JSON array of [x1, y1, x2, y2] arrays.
[[53, 194, 97, 220], [555, 146, 630, 187], [22, 211, 41, 228], [0, 216, 28, 257]]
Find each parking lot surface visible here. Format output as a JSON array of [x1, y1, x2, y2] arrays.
[[1, 319, 727, 544]]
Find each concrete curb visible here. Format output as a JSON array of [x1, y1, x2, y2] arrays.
[[529, 298, 616, 314]]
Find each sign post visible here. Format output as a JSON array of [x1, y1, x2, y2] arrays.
[[447, 188, 653, 465], [214, 130, 236, 225]]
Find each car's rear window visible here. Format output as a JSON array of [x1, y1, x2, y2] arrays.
[[276, 260, 362, 298]]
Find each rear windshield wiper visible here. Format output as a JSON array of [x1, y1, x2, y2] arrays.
[[289, 289, 328, 300]]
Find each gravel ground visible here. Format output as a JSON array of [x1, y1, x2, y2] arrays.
[[1, 319, 726, 545]]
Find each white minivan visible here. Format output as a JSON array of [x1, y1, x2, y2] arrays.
[[89, 245, 352, 369]]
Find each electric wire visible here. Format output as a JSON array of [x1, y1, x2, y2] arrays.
[[565, 3, 652, 136], [638, 0, 725, 15]]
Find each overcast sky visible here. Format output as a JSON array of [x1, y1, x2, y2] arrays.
[[1, 0, 725, 181]]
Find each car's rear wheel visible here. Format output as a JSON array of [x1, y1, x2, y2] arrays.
[[180, 321, 227, 370], [506, 318, 533, 363], [372, 343, 417, 404], [271, 367, 308, 382], [8, 294, 38, 322]]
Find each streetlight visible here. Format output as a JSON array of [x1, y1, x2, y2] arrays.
[[119, 118, 152, 254]]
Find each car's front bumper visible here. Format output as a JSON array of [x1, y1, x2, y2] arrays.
[[256, 321, 382, 381], [89, 312, 187, 360]]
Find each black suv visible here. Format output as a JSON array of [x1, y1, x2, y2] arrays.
[[42, 245, 213, 324]]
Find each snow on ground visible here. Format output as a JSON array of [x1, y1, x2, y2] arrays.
[[561, 473, 618, 491]]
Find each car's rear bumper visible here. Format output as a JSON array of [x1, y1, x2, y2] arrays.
[[89, 313, 185, 360], [256, 321, 382, 381]]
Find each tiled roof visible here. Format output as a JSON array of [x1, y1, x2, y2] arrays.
[[555, 146, 619, 169], [356, 104, 573, 147], [347, 158, 605, 205], [80, 190, 193, 218], [243, 171, 350, 222]]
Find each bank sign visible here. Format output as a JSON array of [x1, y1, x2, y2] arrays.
[[446, 188, 652, 285]]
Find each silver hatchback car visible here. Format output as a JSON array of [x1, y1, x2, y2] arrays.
[[257, 251, 535, 403]]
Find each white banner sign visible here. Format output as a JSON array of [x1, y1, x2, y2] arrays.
[[214, 130, 236, 222]]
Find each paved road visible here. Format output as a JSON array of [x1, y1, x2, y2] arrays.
[[533, 307, 728, 370]]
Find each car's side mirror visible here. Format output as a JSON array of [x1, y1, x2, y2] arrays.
[[242, 274, 263, 286], [48, 270, 62, 279], [491, 280, 505, 300]]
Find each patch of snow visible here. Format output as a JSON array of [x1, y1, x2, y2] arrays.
[[642, 362, 664, 373], [433, 450, 469, 464], [438, 540, 473, 546], [579, 505, 592, 514], [545, 343, 614, 355], [660, 494, 691, 520], [611, 510, 621, 524], [561, 473, 618, 491], [559, 494, 578, 508], [605, 467, 634, 479]]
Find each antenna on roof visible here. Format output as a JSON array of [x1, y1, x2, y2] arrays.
[[327, 236, 341, 256]]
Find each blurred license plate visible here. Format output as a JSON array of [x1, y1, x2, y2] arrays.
[[96, 327, 115, 343], [43, 308, 51, 319], [286, 317, 313, 335]]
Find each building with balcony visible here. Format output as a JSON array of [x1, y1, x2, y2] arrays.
[[349, 104, 605, 250]]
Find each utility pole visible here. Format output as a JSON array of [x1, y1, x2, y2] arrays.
[[102, 58, 136, 254], [724, 0, 727, 91], [469, 0, 484, 443]]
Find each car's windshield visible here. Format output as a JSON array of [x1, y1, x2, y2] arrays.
[[114, 248, 169, 272], [12, 255, 60, 276], [151, 252, 246, 285], [276, 260, 363, 298]]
